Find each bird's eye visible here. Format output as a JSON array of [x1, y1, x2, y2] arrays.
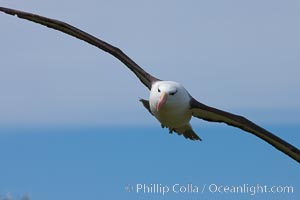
[[169, 90, 177, 96], [158, 88, 161, 93]]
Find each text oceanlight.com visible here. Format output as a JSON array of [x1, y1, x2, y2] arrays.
[[126, 183, 294, 196]]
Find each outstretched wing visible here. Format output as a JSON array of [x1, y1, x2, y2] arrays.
[[190, 97, 300, 163], [0, 7, 159, 90]]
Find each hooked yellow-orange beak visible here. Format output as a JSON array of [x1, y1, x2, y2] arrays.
[[156, 91, 167, 111]]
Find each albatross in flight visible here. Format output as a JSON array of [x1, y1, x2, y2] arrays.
[[0, 7, 299, 163]]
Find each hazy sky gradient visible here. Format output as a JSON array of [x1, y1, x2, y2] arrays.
[[1, 0, 300, 126], [0, 2, 299, 200]]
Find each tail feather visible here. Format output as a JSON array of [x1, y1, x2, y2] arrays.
[[174, 124, 202, 141]]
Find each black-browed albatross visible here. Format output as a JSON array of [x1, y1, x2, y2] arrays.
[[0, 7, 299, 163]]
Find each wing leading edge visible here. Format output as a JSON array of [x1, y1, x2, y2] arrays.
[[0, 7, 159, 90], [190, 97, 300, 163]]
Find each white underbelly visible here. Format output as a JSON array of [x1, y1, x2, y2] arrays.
[[152, 106, 192, 128]]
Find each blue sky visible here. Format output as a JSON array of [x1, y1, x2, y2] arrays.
[[0, 1, 299, 200], [1, 0, 300, 125]]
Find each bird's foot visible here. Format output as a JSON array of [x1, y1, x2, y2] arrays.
[[161, 124, 175, 134], [169, 128, 175, 134]]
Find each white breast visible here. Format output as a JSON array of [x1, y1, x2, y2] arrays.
[[149, 81, 192, 129]]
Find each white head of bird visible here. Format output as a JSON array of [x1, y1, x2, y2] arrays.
[[149, 81, 192, 128]]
